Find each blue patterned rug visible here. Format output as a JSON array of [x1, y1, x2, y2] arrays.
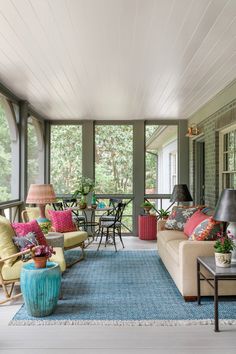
[[10, 250, 236, 326]]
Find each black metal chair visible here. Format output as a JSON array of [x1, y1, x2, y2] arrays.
[[97, 202, 126, 252]]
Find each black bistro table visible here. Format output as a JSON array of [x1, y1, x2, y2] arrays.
[[197, 256, 236, 332]]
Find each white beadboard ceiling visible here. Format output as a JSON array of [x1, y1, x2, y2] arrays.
[[0, 0, 235, 120]]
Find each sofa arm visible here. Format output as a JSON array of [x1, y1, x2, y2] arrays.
[[0, 246, 38, 264], [179, 240, 215, 296]]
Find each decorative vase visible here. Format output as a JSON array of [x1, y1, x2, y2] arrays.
[[79, 195, 87, 209], [215, 252, 232, 268], [33, 256, 48, 269], [91, 204, 97, 209], [20, 262, 61, 317]]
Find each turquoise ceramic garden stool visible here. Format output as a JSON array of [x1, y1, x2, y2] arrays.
[[20, 262, 61, 317]]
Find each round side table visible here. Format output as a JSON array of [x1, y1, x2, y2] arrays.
[[46, 232, 64, 248], [20, 262, 61, 317]]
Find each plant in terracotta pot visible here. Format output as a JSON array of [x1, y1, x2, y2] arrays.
[[158, 208, 170, 220], [72, 177, 95, 209], [141, 201, 153, 214], [32, 245, 56, 269], [214, 231, 236, 268]]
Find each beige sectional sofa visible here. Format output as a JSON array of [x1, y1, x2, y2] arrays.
[[157, 221, 236, 300]]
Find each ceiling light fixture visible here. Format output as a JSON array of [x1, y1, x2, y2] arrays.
[[185, 124, 200, 138]]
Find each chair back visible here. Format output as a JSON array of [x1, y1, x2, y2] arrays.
[[51, 202, 64, 211], [63, 198, 77, 209], [108, 198, 123, 216], [114, 202, 126, 223]]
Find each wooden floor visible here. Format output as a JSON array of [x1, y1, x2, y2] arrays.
[[1, 237, 236, 354]]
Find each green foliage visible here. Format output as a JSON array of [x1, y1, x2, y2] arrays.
[[95, 125, 133, 194], [50, 125, 82, 194], [0, 103, 11, 202], [145, 125, 158, 192], [72, 176, 94, 197], [140, 201, 153, 208], [158, 208, 170, 219], [27, 122, 40, 188], [214, 236, 235, 254]]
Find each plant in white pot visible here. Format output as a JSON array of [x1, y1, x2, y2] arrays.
[[214, 232, 236, 268]]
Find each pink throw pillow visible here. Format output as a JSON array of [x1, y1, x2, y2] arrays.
[[184, 210, 208, 237], [48, 209, 76, 233], [12, 220, 47, 245]]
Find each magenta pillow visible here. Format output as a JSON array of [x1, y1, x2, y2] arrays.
[[48, 209, 76, 233], [184, 210, 208, 237], [12, 220, 47, 245]]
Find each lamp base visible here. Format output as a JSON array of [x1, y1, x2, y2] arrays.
[[37, 217, 51, 235], [226, 222, 236, 263]]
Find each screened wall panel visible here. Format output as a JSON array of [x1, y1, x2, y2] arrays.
[[145, 125, 178, 195], [50, 125, 82, 194], [0, 98, 19, 202], [95, 125, 133, 194]]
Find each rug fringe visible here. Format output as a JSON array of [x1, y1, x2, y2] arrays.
[[9, 319, 236, 327]]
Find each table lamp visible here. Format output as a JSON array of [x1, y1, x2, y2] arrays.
[[213, 189, 236, 263], [170, 184, 193, 204], [26, 184, 56, 232]]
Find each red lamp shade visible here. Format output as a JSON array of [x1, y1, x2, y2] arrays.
[[26, 184, 56, 205]]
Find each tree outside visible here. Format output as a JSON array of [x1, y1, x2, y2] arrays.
[[50, 125, 82, 194], [95, 125, 133, 194]]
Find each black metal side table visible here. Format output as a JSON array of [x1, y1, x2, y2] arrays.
[[197, 256, 236, 332]]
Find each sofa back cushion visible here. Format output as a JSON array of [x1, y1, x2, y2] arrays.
[[12, 220, 47, 246], [48, 209, 76, 233], [0, 215, 18, 266], [25, 205, 53, 221], [165, 207, 198, 231], [189, 217, 222, 241], [184, 210, 208, 237]]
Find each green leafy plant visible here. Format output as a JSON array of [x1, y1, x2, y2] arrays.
[[158, 208, 170, 219], [140, 201, 153, 208], [214, 232, 236, 254], [72, 177, 95, 197]]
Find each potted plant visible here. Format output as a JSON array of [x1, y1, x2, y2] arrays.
[[141, 201, 153, 214], [72, 177, 95, 209], [214, 231, 236, 268], [158, 208, 170, 220], [31, 245, 56, 269]]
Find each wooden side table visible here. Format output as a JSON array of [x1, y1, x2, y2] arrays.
[[138, 215, 157, 240], [197, 256, 236, 332], [46, 232, 64, 248]]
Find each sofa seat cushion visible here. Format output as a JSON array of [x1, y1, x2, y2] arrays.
[[1, 247, 66, 281], [64, 231, 88, 249], [165, 239, 184, 265]]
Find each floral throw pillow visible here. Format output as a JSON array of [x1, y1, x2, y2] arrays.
[[13, 232, 38, 261], [13, 232, 38, 251], [165, 207, 198, 231], [189, 217, 222, 241]]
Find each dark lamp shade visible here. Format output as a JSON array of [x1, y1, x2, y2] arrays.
[[170, 184, 193, 203], [213, 189, 236, 222]]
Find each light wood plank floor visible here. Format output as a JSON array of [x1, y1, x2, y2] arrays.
[[1, 237, 236, 354]]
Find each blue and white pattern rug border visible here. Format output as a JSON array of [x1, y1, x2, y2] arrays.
[[9, 250, 236, 327]]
